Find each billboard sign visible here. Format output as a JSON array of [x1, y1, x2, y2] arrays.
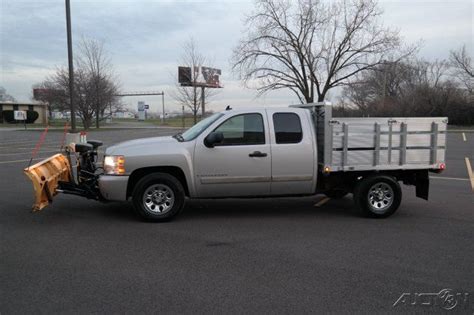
[[178, 66, 221, 88], [33, 88, 65, 101], [178, 66, 192, 84], [201, 67, 221, 87]]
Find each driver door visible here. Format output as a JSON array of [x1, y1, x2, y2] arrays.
[[194, 111, 271, 197]]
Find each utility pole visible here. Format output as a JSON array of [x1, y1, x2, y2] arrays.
[[161, 91, 165, 124], [65, 0, 76, 132], [193, 86, 197, 124], [96, 83, 100, 128], [201, 86, 205, 118], [381, 60, 388, 113], [383, 65, 387, 110], [182, 105, 185, 130]]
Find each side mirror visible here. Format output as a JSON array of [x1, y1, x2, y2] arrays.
[[204, 132, 224, 148]]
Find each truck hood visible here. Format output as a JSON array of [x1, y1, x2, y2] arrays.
[[105, 136, 179, 155]]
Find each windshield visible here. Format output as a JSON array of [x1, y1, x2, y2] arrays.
[[180, 113, 224, 141]]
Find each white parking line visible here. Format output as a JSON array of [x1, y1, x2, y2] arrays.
[[462, 132, 467, 142], [0, 139, 58, 145], [0, 141, 61, 149], [0, 139, 38, 144], [0, 151, 104, 165], [465, 157, 474, 192], [0, 158, 45, 165], [0, 149, 60, 156], [314, 197, 331, 207], [430, 176, 469, 181], [0, 146, 59, 151]]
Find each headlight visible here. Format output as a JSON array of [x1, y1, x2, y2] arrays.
[[103, 155, 125, 175]]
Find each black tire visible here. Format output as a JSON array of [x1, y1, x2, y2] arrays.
[[353, 175, 401, 218], [132, 173, 185, 222], [324, 189, 349, 199]]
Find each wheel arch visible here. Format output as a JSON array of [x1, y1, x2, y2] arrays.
[[353, 173, 402, 218], [127, 166, 190, 199]]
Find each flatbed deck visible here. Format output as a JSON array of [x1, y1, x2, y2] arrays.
[[291, 103, 447, 172]]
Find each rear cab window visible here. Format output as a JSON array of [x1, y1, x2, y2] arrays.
[[272, 113, 303, 144]]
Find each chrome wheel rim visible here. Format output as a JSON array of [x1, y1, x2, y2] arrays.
[[368, 182, 394, 213], [143, 184, 175, 214]]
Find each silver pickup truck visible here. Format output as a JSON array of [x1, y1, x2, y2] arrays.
[[25, 103, 447, 221]]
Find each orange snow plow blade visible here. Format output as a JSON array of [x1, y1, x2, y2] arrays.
[[23, 154, 72, 211]]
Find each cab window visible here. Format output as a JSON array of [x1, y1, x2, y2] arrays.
[[214, 113, 265, 145], [273, 113, 303, 144]]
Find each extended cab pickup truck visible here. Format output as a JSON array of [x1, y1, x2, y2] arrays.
[[24, 103, 447, 221]]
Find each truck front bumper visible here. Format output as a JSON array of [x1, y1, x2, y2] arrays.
[[99, 175, 129, 201]]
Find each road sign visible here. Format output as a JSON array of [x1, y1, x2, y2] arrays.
[[14, 111, 27, 121]]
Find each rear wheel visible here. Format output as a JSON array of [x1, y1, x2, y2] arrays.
[[132, 173, 185, 222], [353, 175, 401, 218]]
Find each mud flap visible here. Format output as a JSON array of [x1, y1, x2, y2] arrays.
[[415, 170, 429, 200], [24, 154, 72, 211]]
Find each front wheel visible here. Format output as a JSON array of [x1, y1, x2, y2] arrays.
[[353, 175, 401, 218], [132, 173, 185, 222]]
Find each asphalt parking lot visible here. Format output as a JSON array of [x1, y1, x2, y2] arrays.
[[1, 127, 473, 313]]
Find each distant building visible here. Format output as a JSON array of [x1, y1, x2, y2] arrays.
[[0, 102, 48, 124], [112, 111, 135, 119]]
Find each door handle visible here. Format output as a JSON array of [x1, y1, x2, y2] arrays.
[[249, 151, 267, 158]]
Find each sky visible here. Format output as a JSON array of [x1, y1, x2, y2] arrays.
[[0, 0, 472, 114]]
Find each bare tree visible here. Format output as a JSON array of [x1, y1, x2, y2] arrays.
[[0, 86, 16, 102], [450, 45, 473, 94], [172, 39, 218, 124], [35, 38, 121, 129], [77, 38, 120, 128], [233, 0, 412, 103], [342, 58, 473, 124]]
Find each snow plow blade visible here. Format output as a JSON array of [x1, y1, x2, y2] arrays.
[[23, 154, 72, 211]]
